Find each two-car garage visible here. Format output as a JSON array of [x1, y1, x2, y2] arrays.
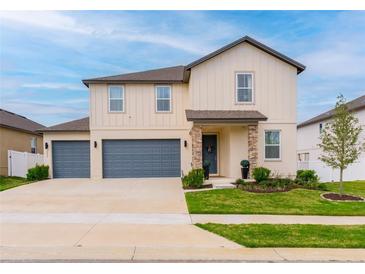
[[51, 139, 181, 178]]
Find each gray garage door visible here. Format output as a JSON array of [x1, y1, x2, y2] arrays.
[[52, 141, 90, 178], [102, 139, 181, 178]]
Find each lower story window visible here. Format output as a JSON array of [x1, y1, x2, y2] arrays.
[[264, 130, 280, 160], [31, 137, 37, 154]]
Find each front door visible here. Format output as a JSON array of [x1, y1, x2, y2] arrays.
[[202, 134, 218, 174]]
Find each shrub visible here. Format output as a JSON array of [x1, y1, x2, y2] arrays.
[[252, 167, 271, 182], [26, 165, 49, 181], [240, 160, 250, 168], [296, 170, 319, 182], [182, 168, 204, 188], [235, 178, 249, 186]]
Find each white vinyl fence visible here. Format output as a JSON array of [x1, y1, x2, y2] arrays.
[[8, 150, 44, 178], [297, 156, 365, 182]]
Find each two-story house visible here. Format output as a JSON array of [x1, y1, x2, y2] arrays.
[[39, 36, 305, 179], [297, 94, 365, 182]]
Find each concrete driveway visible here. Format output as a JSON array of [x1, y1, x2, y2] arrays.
[[0, 178, 188, 213], [0, 178, 241, 261]]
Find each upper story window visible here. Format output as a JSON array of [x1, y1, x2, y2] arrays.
[[108, 86, 124, 112], [236, 72, 254, 103], [265, 130, 281, 160], [156, 85, 172, 112]]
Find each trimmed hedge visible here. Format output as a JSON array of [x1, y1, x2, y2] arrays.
[[26, 165, 49, 181]]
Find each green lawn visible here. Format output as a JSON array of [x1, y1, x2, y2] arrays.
[[196, 223, 365, 248], [186, 181, 365, 216], [0, 176, 29, 191]]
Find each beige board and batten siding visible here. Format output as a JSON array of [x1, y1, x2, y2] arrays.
[[43, 132, 90, 178], [89, 83, 190, 129], [189, 42, 298, 176], [89, 83, 192, 179], [188, 42, 297, 123]]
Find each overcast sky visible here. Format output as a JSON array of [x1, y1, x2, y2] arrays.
[[1, 10, 364, 126]]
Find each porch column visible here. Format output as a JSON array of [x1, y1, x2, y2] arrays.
[[190, 125, 202, 169], [248, 124, 258, 177]]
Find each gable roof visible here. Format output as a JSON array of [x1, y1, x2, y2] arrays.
[[297, 94, 365, 128], [38, 117, 89, 132], [187, 36, 305, 73], [0, 109, 44, 135], [82, 66, 188, 87], [82, 35, 305, 87]]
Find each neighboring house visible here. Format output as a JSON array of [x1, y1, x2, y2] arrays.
[[0, 109, 44, 176], [39, 35, 305, 179], [297, 95, 365, 182]]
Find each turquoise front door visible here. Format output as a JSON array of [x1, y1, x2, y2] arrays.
[[202, 134, 217, 174]]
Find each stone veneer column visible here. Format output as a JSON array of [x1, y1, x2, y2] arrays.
[[190, 125, 202, 169], [248, 124, 258, 177]]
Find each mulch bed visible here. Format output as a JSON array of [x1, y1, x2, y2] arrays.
[[322, 192, 364, 202], [236, 184, 319, 193], [183, 184, 213, 190]]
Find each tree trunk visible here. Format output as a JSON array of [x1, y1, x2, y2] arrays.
[[339, 168, 344, 196]]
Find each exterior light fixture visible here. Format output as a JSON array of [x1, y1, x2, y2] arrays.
[[45, 142, 48, 149], [94, 141, 97, 148], [184, 140, 187, 147]]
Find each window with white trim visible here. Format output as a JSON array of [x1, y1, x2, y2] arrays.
[[236, 73, 253, 103], [156, 86, 171, 112], [265, 130, 281, 160], [31, 137, 37, 154], [108, 86, 124, 112]]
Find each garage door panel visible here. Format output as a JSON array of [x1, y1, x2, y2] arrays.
[[52, 141, 90, 178], [102, 139, 181, 178]]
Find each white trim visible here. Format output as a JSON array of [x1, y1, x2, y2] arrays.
[[108, 85, 125, 113], [235, 72, 254, 104], [264, 129, 281, 161], [155, 85, 172, 113]]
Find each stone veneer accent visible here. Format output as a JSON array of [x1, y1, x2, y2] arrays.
[[190, 125, 202, 169], [248, 124, 258, 177]]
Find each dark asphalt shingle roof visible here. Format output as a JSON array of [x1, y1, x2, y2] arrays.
[[298, 94, 365, 128], [38, 117, 89, 132], [82, 35, 305, 87], [83, 66, 188, 87], [185, 110, 267, 122], [0, 109, 44, 134]]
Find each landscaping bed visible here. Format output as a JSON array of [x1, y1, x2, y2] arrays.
[[184, 184, 213, 190], [185, 181, 365, 216], [196, 223, 365, 248], [322, 192, 364, 202]]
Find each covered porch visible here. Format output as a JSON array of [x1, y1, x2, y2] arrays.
[[186, 110, 267, 180]]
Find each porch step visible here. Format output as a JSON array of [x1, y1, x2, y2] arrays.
[[213, 184, 236, 189]]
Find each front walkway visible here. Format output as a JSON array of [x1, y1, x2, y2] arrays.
[[190, 214, 365, 225], [2, 212, 365, 225]]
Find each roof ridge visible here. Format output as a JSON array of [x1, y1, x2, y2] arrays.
[[0, 108, 27, 119]]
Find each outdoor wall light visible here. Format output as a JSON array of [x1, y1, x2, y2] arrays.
[[45, 142, 48, 149], [94, 141, 97, 148], [184, 140, 187, 147]]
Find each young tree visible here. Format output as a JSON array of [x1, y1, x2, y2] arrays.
[[319, 94, 364, 195]]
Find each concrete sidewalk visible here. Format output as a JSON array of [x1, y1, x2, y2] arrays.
[[190, 214, 365, 225], [2, 213, 365, 225], [1, 246, 365, 262]]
